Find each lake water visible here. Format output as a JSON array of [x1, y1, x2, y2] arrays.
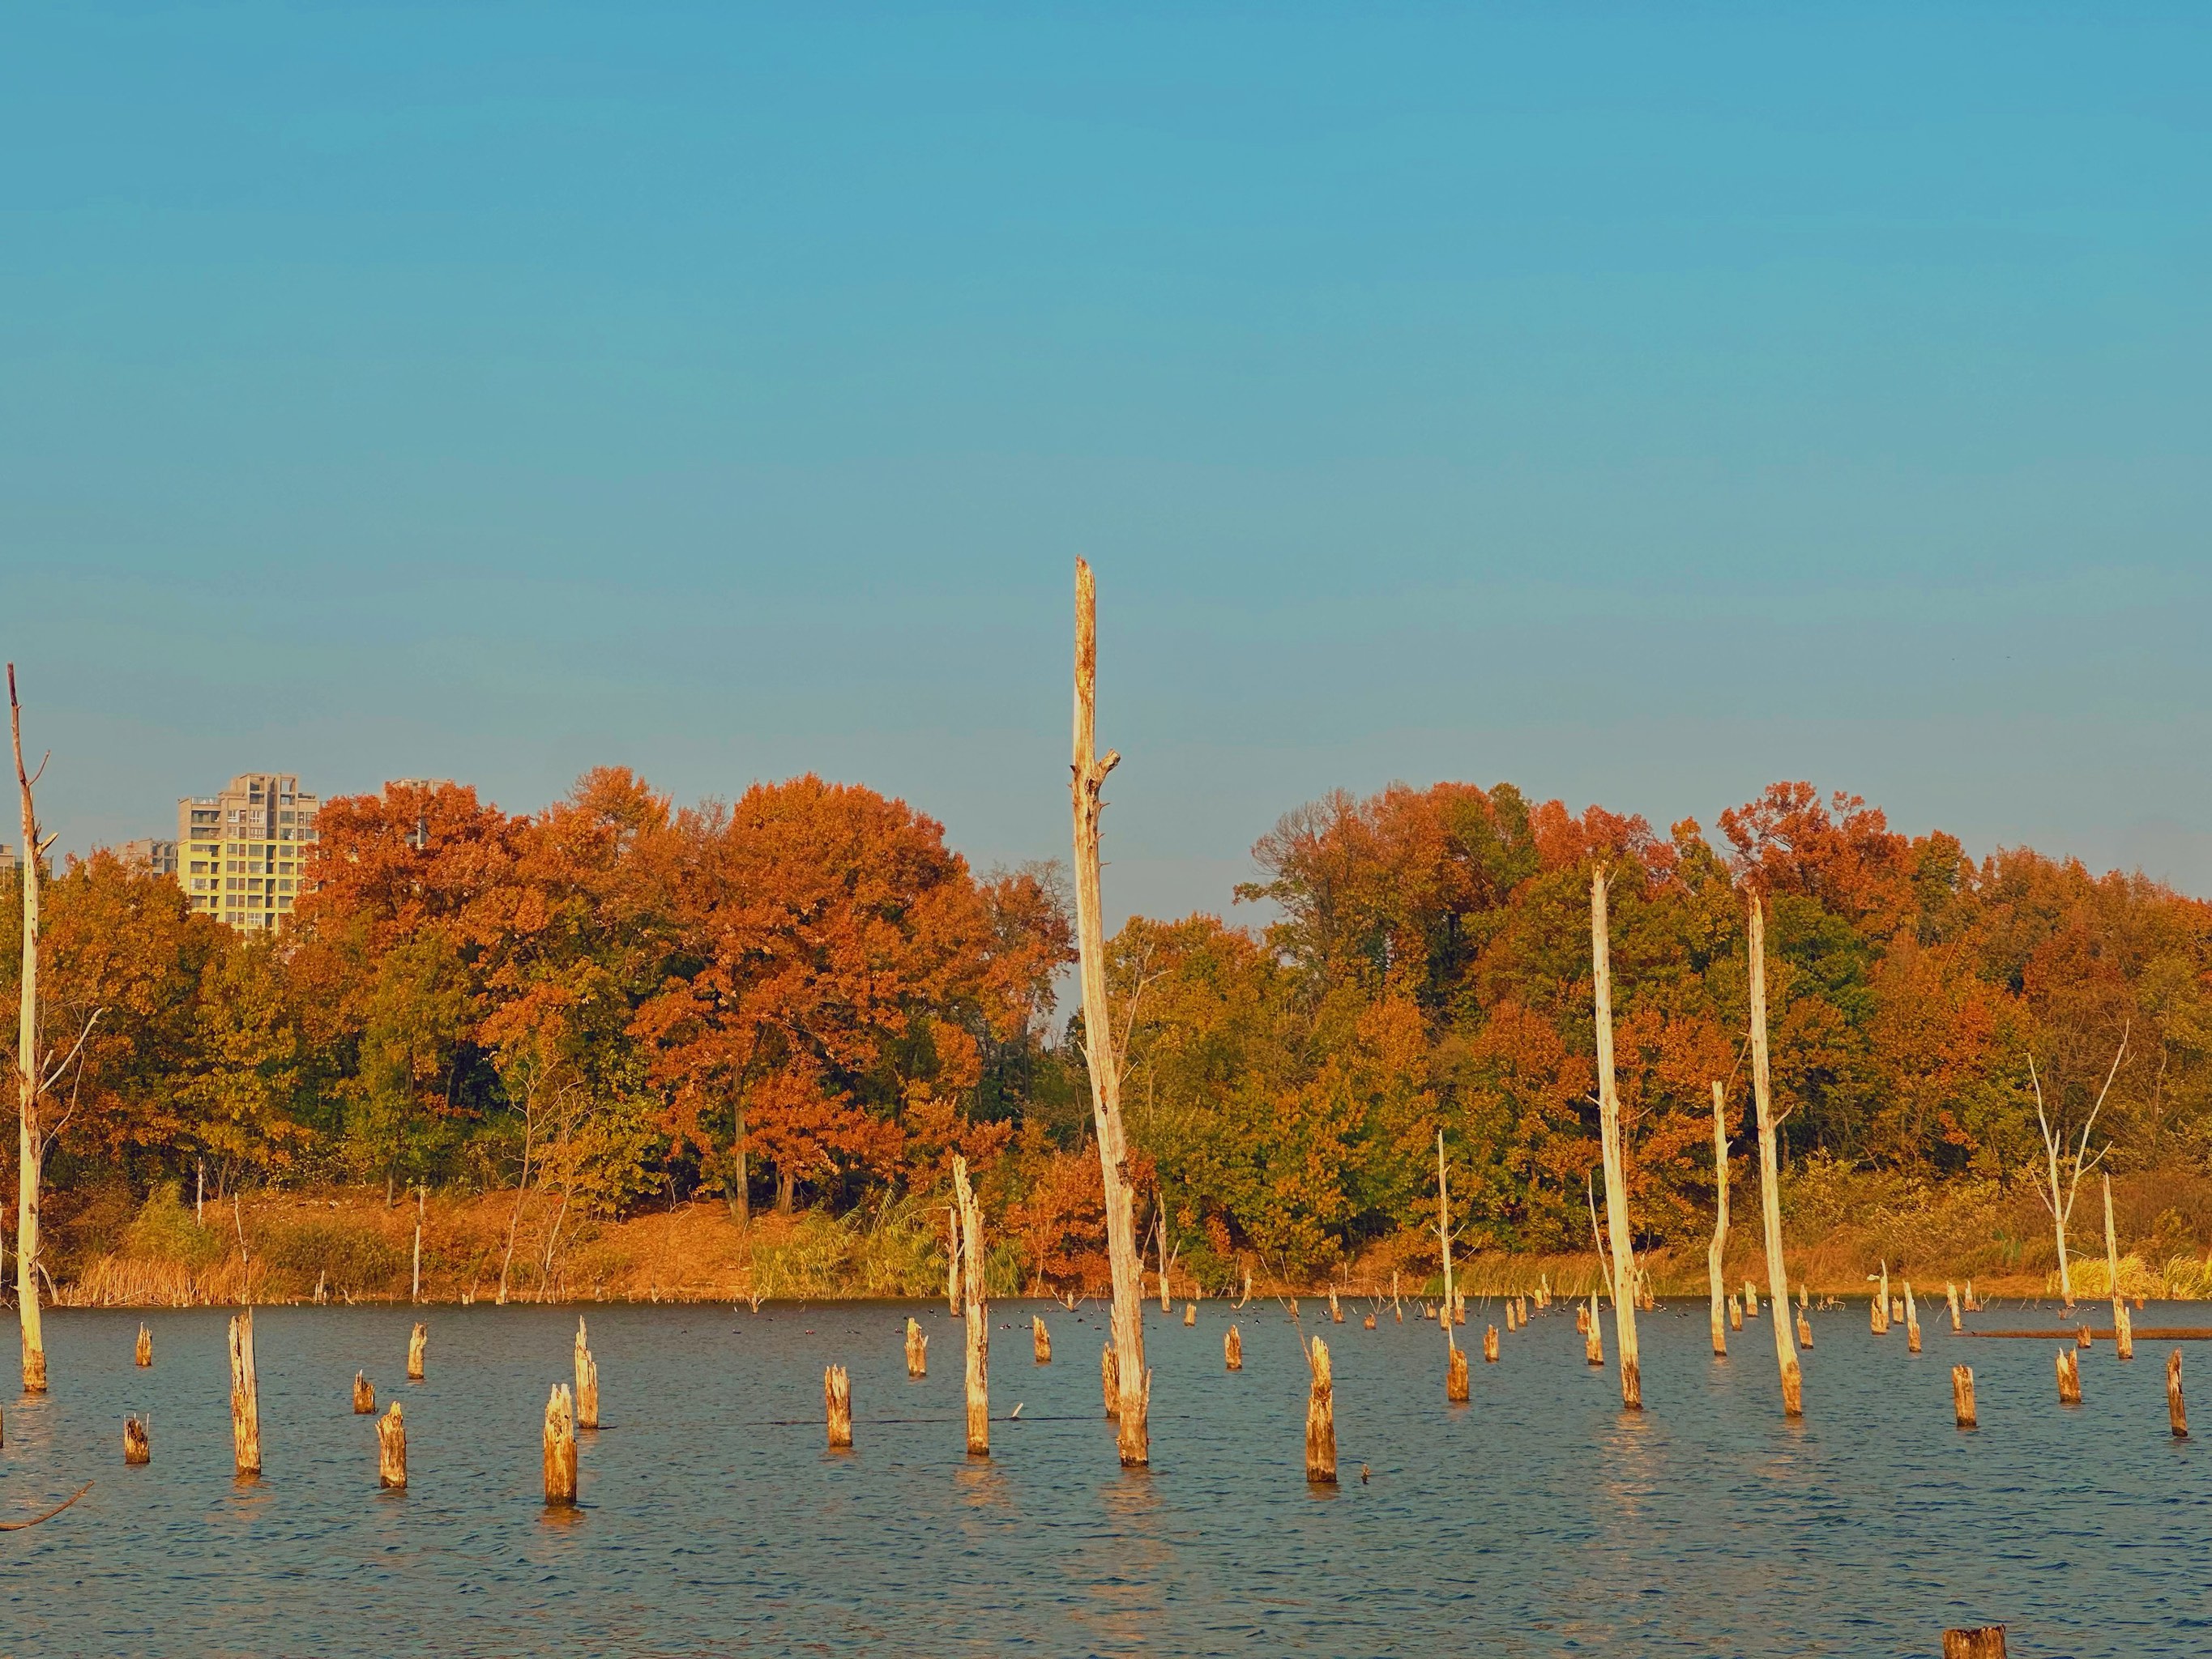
[[1, 1297, 2206, 1657]]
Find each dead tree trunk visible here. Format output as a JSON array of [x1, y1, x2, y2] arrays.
[[378, 1402, 406, 1488], [1747, 895, 1802, 1417], [574, 1317, 599, 1430], [2169, 1350, 2188, 1437], [1305, 1336, 1336, 1484], [2028, 1032, 2128, 1311], [1942, 1627, 2007, 1658], [1709, 1080, 1729, 1357], [1952, 1364, 1976, 1427], [228, 1309, 261, 1477], [11, 667, 46, 1395], [825, 1365, 852, 1449], [946, 1207, 959, 1316], [954, 1155, 989, 1456], [1591, 868, 1641, 1408], [2103, 1174, 2133, 1360], [408, 1321, 427, 1381], [1224, 1324, 1241, 1371], [1070, 558, 1148, 1467], [1436, 1129, 1461, 1397], [353, 1371, 375, 1414], [135, 1324, 152, 1367], [412, 1184, 424, 1303], [124, 1414, 150, 1465], [1033, 1315, 1051, 1363], [906, 1316, 928, 1377], [544, 1383, 578, 1503]]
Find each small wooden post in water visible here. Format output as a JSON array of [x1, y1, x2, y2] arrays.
[[1225, 1325, 1242, 1371], [1328, 1288, 1342, 1324], [907, 1316, 929, 1377], [408, 1321, 427, 1381], [1484, 1324, 1501, 1363], [1033, 1315, 1051, 1363], [378, 1402, 407, 1488], [1447, 1341, 1469, 1402], [353, 1371, 376, 1414], [1586, 1295, 1604, 1367], [2103, 1175, 2133, 1360], [1796, 1311, 1813, 1350], [2057, 1346, 2082, 1405], [953, 1154, 989, 1457], [825, 1364, 852, 1450], [1953, 1364, 1976, 1428], [1744, 1277, 1760, 1318], [1185, 1303, 1198, 1327], [135, 1323, 152, 1367], [2168, 1349, 2188, 1438], [124, 1415, 150, 1465], [228, 1309, 261, 1478], [1305, 1336, 1337, 1485], [1873, 1262, 1890, 1334], [574, 1317, 599, 1430], [1103, 1342, 1121, 1416], [1905, 1283, 1922, 1354], [1947, 1282, 1963, 1333], [1942, 1627, 2007, 1658], [544, 1383, 578, 1503], [1730, 1294, 1743, 1331]]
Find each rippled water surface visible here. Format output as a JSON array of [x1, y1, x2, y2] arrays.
[[2, 1298, 2208, 1656]]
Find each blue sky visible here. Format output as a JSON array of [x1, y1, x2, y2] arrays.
[[3, 2, 2207, 918]]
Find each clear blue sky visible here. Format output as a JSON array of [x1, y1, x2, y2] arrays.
[[4, 3, 2207, 918]]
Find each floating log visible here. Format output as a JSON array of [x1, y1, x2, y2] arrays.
[[1947, 1282, 1963, 1333], [124, 1415, 150, 1465], [1186, 1303, 1198, 1327], [1447, 1342, 1469, 1402], [378, 1401, 406, 1489], [135, 1324, 152, 1367], [544, 1383, 578, 1503], [1225, 1325, 1242, 1371], [1305, 1337, 1336, 1484], [1942, 1627, 2006, 1658], [1104, 1342, 1120, 1416], [408, 1321, 427, 1382], [352, 1371, 375, 1414], [1033, 1315, 1051, 1363], [1484, 1324, 1500, 1363], [574, 1317, 599, 1430], [907, 1316, 929, 1376], [953, 1155, 989, 1457], [1953, 1364, 1976, 1428], [2170, 1350, 2188, 1438], [825, 1364, 852, 1450], [2057, 1347, 2082, 1405], [228, 1310, 261, 1478]]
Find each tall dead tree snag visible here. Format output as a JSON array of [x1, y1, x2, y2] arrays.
[[2103, 1175, 2133, 1360], [2027, 1030, 2127, 1311], [1708, 1081, 1729, 1358], [1590, 869, 1641, 1409], [1437, 1131, 1467, 1401], [1748, 896, 1802, 1418], [1071, 558, 1148, 1467], [953, 1156, 989, 1456], [574, 1318, 599, 1430]]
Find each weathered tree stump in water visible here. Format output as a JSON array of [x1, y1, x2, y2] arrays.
[[574, 1318, 599, 1430], [1305, 1337, 1336, 1484], [1586, 1317, 1603, 1367], [2057, 1347, 2082, 1405], [2116, 1301, 2134, 1362], [1446, 1343, 1469, 1402], [544, 1384, 578, 1503], [1103, 1342, 1120, 1416], [1362, 1312, 1375, 1329], [1744, 1279, 1759, 1318], [135, 1324, 152, 1367], [229, 1310, 261, 1478], [1328, 1289, 1341, 1324], [907, 1316, 929, 1377], [1032, 1316, 1050, 1363], [353, 1371, 375, 1414], [953, 1155, 989, 1457], [378, 1402, 406, 1488], [1781, 1356, 1802, 1417], [2076, 1324, 2093, 1350], [1575, 1303, 1589, 1336], [1729, 1294, 1742, 1331], [408, 1322, 427, 1382], [1484, 1324, 1500, 1363], [1948, 1282, 1963, 1333], [1224, 1326, 1242, 1371], [2170, 1350, 2188, 1437], [1906, 1283, 1922, 1354], [1797, 1313, 1813, 1350], [1953, 1365, 1976, 1428], [825, 1365, 852, 1450], [124, 1416, 150, 1465], [1871, 1295, 1888, 1336], [1942, 1627, 2006, 1657], [1185, 1303, 1198, 1327]]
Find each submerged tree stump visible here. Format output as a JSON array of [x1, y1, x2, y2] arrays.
[[907, 1316, 929, 1377], [1906, 1283, 1922, 1354], [1362, 1312, 1375, 1329], [135, 1324, 152, 1367], [1953, 1364, 1977, 1428], [1224, 1326, 1242, 1372], [1730, 1294, 1743, 1332], [1104, 1342, 1121, 1416], [124, 1415, 150, 1465], [1947, 1282, 1964, 1333], [408, 1322, 427, 1382], [2116, 1301, 2134, 1362], [1305, 1337, 1337, 1484], [574, 1318, 599, 1430], [1942, 1627, 2007, 1658], [1033, 1316, 1051, 1363], [353, 1371, 376, 1414], [1186, 1303, 1198, 1327], [2057, 1347, 2082, 1405], [228, 1310, 261, 1478], [1328, 1289, 1342, 1324], [1796, 1312, 1813, 1350], [825, 1364, 852, 1450], [2169, 1350, 2188, 1438], [1586, 1318, 1604, 1367], [378, 1402, 406, 1489], [1483, 1324, 1500, 1363], [544, 1383, 578, 1503], [2076, 1324, 2093, 1350], [1744, 1279, 1760, 1318], [1446, 1343, 1469, 1402], [1871, 1295, 1889, 1336]]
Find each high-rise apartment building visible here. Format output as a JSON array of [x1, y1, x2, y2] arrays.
[[118, 838, 179, 876], [175, 774, 320, 931]]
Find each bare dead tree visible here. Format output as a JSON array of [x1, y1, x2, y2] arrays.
[[2028, 1026, 2128, 1310]]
